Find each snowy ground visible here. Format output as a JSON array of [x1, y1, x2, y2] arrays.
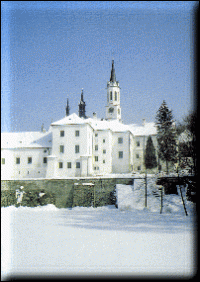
[[1, 177, 197, 279]]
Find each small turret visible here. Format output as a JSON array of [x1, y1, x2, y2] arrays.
[[78, 89, 86, 118], [66, 99, 70, 116]]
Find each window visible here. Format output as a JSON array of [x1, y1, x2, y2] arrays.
[[95, 133, 98, 137], [95, 145, 98, 151], [95, 156, 98, 162], [118, 137, 123, 144], [137, 166, 141, 171], [60, 145, 64, 153], [16, 157, 20, 164], [67, 162, 72, 168], [1, 158, 5, 165], [44, 149, 47, 153], [136, 154, 140, 159], [59, 162, 63, 169], [119, 151, 123, 159], [137, 141, 140, 147], [115, 91, 117, 101], [110, 91, 112, 101], [75, 145, 79, 153], [43, 157, 47, 164], [103, 160, 105, 164], [103, 149, 106, 154], [103, 139, 105, 143], [75, 130, 80, 137], [60, 130, 65, 137], [28, 157, 32, 164], [76, 162, 80, 169]]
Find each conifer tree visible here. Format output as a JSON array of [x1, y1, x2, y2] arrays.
[[155, 100, 177, 174], [144, 136, 157, 169]]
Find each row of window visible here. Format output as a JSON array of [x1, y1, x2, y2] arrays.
[[94, 151, 123, 161], [1, 152, 141, 166], [60, 145, 80, 154], [58, 162, 80, 169], [95, 146, 107, 153], [108, 91, 119, 102], [60, 129, 141, 147], [1, 157, 48, 165], [91, 165, 141, 171], [60, 130, 80, 137]]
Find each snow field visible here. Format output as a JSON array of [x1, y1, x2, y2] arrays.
[[1, 175, 196, 279], [1, 202, 196, 279]]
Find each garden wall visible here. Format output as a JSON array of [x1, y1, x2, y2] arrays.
[[1, 178, 133, 208]]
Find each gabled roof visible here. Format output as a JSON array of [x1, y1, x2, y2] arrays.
[[1, 131, 52, 149], [51, 113, 86, 126]]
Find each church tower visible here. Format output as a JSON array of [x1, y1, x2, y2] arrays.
[[105, 60, 121, 121], [78, 89, 86, 118]]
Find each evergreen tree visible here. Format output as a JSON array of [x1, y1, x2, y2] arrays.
[[176, 111, 197, 175], [144, 136, 157, 169], [155, 100, 177, 174]]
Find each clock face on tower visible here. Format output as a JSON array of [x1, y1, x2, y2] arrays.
[[108, 107, 114, 113]]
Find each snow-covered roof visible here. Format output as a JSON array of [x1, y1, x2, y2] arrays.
[[128, 122, 157, 136], [51, 113, 133, 133], [51, 113, 157, 136], [1, 131, 52, 149], [87, 118, 131, 132], [51, 113, 86, 126]]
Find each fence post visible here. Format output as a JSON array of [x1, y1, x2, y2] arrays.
[[93, 184, 95, 208], [179, 185, 188, 216], [145, 171, 147, 208], [160, 186, 163, 214]]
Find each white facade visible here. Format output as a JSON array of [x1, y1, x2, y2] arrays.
[[1, 116, 158, 179], [1, 61, 159, 179], [1, 131, 52, 180]]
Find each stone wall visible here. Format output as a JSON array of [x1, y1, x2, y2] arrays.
[[1, 178, 133, 208]]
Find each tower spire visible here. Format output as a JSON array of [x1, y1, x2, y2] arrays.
[[78, 89, 86, 118], [66, 98, 70, 116], [110, 60, 116, 83]]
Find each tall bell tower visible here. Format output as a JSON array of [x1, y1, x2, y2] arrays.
[[105, 60, 121, 121]]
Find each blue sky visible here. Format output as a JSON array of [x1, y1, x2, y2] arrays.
[[1, 1, 197, 132]]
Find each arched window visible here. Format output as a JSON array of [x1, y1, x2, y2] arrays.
[[110, 91, 112, 101], [115, 91, 117, 101]]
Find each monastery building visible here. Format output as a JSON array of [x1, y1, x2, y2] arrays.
[[1, 61, 158, 179]]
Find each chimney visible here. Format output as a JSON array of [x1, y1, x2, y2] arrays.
[[41, 123, 46, 133], [93, 112, 97, 119], [142, 119, 146, 126]]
